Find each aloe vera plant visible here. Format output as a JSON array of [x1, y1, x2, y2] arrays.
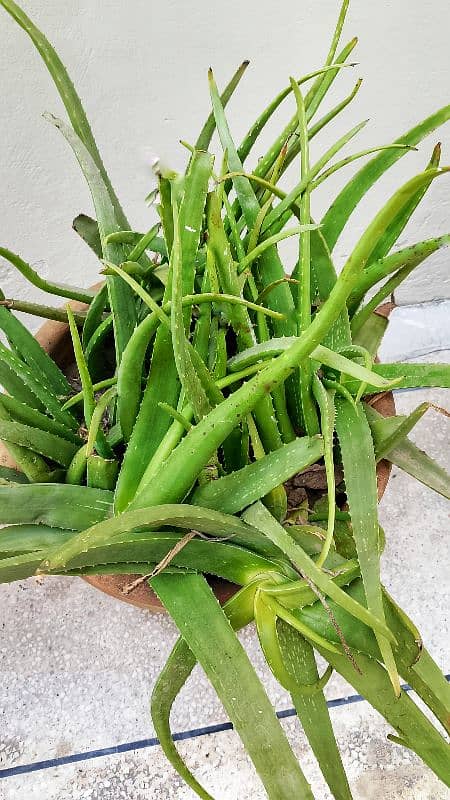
[[1, 1, 449, 797]]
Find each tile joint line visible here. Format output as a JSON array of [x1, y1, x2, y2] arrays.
[[1, 675, 449, 779]]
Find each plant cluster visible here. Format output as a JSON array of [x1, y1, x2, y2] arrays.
[[0, 1, 449, 797]]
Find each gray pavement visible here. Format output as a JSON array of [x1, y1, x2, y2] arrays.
[[0, 361, 449, 798]]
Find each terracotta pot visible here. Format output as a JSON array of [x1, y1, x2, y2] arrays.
[[0, 306, 395, 611]]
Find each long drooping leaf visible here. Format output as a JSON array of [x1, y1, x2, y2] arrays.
[[277, 620, 353, 800], [44, 114, 137, 359], [192, 435, 323, 513], [151, 572, 314, 800]]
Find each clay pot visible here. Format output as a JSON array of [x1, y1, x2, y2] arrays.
[[0, 305, 395, 611]]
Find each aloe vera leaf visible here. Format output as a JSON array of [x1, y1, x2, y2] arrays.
[[82, 284, 108, 348], [206, 191, 284, 453], [115, 152, 211, 513], [266, 559, 361, 610], [0, 357, 43, 411], [296, 579, 450, 735], [0, 483, 113, 528], [277, 620, 353, 800], [0, 246, 94, 305], [238, 0, 351, 178], [290, 79, 319, 436], [306, 637, 450, 783], [0, 524, 72, 556], [151, 572, 314, 800], [103, 229, 168, 259], [41, 502, 292, 573], [0, 0, 128, 228], [192, 435, 323, 514], [352, 312, 389, 357], [308, 79, 363, 142], [72, 213, 103, 259], [0, 298, 87, 325], [345, 362, 450, 395], [84, 314, 114, 376], [243, 501, 395, 642], [0, 465, 28, 483], [265, 38, 358, 183], [363, 141, 442, 266], [321, 106, 450, 252], [389, 439, 450, 499], [365, 401, 431, 461], [237, 64, 353, 169], [126, 223, 161, 263], [227, 338, 395, 389], [86, 387, 116, 461], [41, 532, 287, 585], [129, 245, 392, 511], [365, 405, 450, 498], [0, 305, 69, 395], [351, 262, 441, 336], [196, 61, 249, 150], [117, 313, 158, 442], [347, 234, 450, 317], [0, 419, 78, 467], [335, 399, 399, 694], [150, 637, 212, 800], [0, 401, 60, 482], [0, 339, 77, 430], [171, 203, 211, 421], [262, 119, 369, 240], [0, 395, 82, 445], [209, 70, 296, 333], [312, 378, 336, 567], [45, 114, 137, 358]]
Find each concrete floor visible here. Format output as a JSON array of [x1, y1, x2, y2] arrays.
[[0, 359, 449, 798]]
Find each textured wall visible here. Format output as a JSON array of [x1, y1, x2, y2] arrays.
[[1, 0, 450, 333]]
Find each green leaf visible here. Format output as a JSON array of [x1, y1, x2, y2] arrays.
[[44, 113, 137, 358], [277, 620, 353, 800], [151, 572, 314, 800], [192, 435, 323, 514], [345, 362, 450, 395], [242, 501, 395, 642], [366, 405, 450, 499], [334, 399, 400, 695], [0, 304, 69, 395], [0, 394, 81, 445], [195, 61, 249, 150], [0, 246, 94, 305], [0, 483, 113, 528], [72, 213, 103, 259], [0, 418, 78, 467], [321, 106, 450, 251]]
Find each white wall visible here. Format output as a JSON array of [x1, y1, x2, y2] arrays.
[[1, 0, 450, 333]]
